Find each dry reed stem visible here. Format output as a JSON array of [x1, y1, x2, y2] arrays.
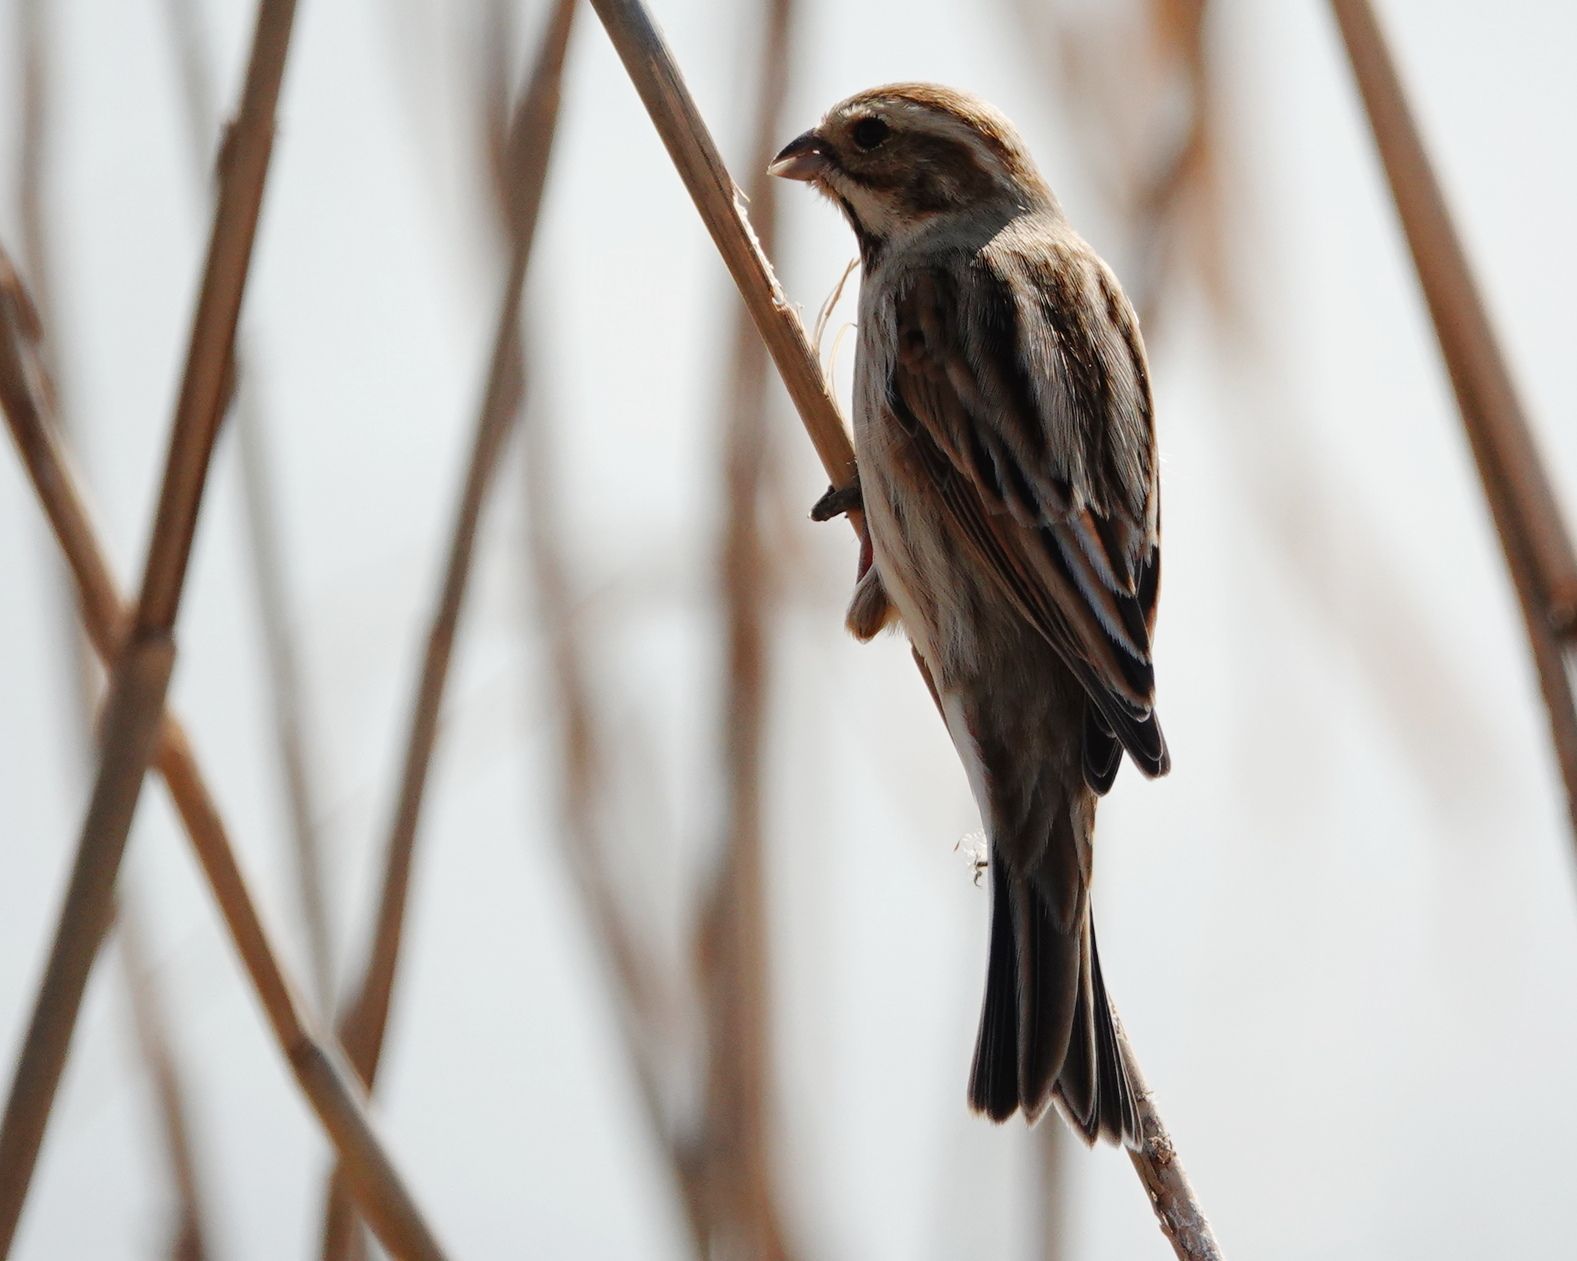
[[1116, 1020, 1221, 1260], [589, 2, 1222, 1256], [0, 253, 448, 1260], [512, 6, 803, 1248], [694, 0, 798, 1256], [1328, 0, 1577, 841], [116, 902, 214, 1261], [0, 627, 176, 1258], [587, 0, 858, 493], [0, 3, 301, 1246], [162, 0, 337, 1016], [317, 5, 578, 1256], [16, 13, 218, 1245], [131, 0, 296, 635]]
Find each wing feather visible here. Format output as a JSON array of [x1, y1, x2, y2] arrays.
[[888, 247, 1168, 779]]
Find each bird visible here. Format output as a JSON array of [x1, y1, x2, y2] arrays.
[[770, 83, 1168, 1145]]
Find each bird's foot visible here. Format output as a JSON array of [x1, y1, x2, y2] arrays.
[[810, 480, 863, 522]]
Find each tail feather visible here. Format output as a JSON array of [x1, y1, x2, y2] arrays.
[[968, 860, 1021, 1122], [1011, 873, 1080, 1120], [1088, 926, 1142, 1144], [1052, 925, 1139, 1145], [1050, 927, 1098, 1135], [969, 860, 1139, 1146]]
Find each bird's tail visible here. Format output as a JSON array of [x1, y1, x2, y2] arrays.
[[967, 856, 1140, 1146]]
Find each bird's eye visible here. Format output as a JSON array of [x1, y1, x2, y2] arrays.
[[852, 117, 890, 151]]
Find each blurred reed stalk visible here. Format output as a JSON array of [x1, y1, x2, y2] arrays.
[[1018, 0, 1221, 333], [13, 5, 220, 1248], [0, 250, 447, 1260], [162, 0, 336, 1014], [504, 2, 783, 1251], [1126, 0, 1217, 328], [586, 1, 1224, 1257], [517, 2, 807, 1250], [0, 1, 304, 1248], [693, 0, 797, 1255], [517, 341, 716, 1252], [316, 5, 577, 1257], [519, 336, 717, 1252], [1328, 0, 1577, 844], [116, 902, 214, 1261], [15, 0, 55, 328]]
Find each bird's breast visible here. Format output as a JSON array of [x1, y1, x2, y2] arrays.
[[851, 310, 1001, 683]]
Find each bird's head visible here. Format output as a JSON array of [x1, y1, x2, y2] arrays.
[[769, 83, 1055, 260]]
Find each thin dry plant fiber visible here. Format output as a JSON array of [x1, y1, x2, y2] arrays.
[[0, 2, 300, 1248], [1328, 0, 1577, 844], [0, 254, 447, 1261], [117, 902, 214, 1261], [587, 1, 1222, 1256], [318, 4, 578, 1257], [236, 392, 337, 1008]]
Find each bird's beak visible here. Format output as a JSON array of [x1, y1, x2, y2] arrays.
[[767, 130, 829, 181]]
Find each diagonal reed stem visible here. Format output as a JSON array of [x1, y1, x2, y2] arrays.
[[163, 0, 336, 1018], [15, 11, 218, 1246], [586, 0, 856, 492], [0, 2, 301, 1249], [1328, 0, 1577, 847], [0, 253, 447, 1260], [317, 5, 577, 1256], [586, 1, 1223, 1256]]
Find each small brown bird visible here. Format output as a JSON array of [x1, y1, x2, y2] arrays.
[[771, 84, 1168, 1145]]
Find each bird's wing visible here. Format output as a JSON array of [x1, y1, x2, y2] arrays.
[[887, 247, 1167, 779]]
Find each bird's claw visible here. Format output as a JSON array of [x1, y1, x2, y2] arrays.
[[811, 481, 863, 522]]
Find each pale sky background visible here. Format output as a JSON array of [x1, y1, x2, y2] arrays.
[[2, 1, 1576, 1258]]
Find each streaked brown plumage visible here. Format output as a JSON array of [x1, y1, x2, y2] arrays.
[[774, 84, 1168, 1145]]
